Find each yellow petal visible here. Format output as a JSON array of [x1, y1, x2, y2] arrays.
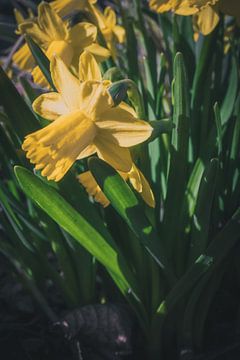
[[14, 8, 25, 26], [19, 20, 50, 46], [149, 0, 181, 13], [138, 169, 155, 208], [38, 2, 67, 41], [194, 5, 220, 35], [22, 110, 97, 181], [84, 43, 111, 62], [78, 171, 110, 207], [32, 65, 49, 88], [33, 92, 68, 121], [13, 43, 35, 71], [50, 56, 82, 111], [113, 25, 126, 44], [188, 0, 219, 9], [68, 22, 97, 50], [175, 6, 198, 15], [95, 103, 153, 147], [104, 7, 116, 29], [126, 165, 142, 192], [79, 81, 113, 120], [95, 134, 132, 172], [45, 40, 74, 66], [77, 144, 97, 159], [51, 0, 88, 17], [79, 51, 102, 82], [126, 164, 155, 207]]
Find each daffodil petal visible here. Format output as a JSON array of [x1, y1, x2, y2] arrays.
[[78, 170, 110, 207], [33, 92, 68, 120], [77, 144, 97, 159], [104, 7, 116, 29], [127, 164, 142, 192], [194, 5, 220, 35], [51, 0, 87, 17], [149, 0, 180, 13], [32, 66, 49, 88], [50, 56, 82, 111], [95, 104, 152, 147], [69, 22, 97, 49], [22, 111, 96, 181], [84, 43, 111, 62], [79, 51, 102, 82], [19, 20, 50, 46], [80, 81, 113, 119], [13, 43, 35, 71], [138, 170, 155, 208], [38, 2, 67, 41], [95, 134, 132, 172], [113, 25, 126, 43]]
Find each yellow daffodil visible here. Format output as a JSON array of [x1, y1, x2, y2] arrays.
[[22, 53, 152, 184], [93, 6, 125, 59], [77, 51, 155, 207], [51, 0, 125, 59], [149, 0, 240, 36], [13, 2, 110, 88]]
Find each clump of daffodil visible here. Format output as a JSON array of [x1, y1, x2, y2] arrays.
[[149, 0, 240, 36], [13, 1, 110, 88], [22, 53, 153, 200], [51, 0, 125, 59], [77, 51, 155, 207]]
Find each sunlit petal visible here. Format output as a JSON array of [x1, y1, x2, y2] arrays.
[[33, 92, 68, 121], [22, 111, 96, 181]]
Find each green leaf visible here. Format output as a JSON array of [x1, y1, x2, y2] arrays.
[[161, 52, 190, 274], [220, 55, 238, 125], [88, 157, 175, 284], [14, 166, 147, 322], [0, 65, 39, 141], [188, 158, 219, 264], [25, 35, 55, 90], [213, 102, 222, 156]]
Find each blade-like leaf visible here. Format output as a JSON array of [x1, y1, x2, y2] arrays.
[[0, 66, 39, 141], [14, 166, 147, 324], [88, 157, 175, 285]]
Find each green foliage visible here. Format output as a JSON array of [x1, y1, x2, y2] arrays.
[[1, 3, 240, 359]]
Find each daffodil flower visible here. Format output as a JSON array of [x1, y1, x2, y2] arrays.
[[149, 0, 240, 36], [13, 2, 110, 88], [22, 54, 152, 184], [93, 6, 125, 59], [77, 51, 155, 207], [51, 0, 125, 59]]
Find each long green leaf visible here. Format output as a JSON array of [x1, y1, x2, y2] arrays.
[[25, 35, 54, 89], [161, 52, 190, 274], [14, 166, 148, 323], [88, 157, 175, 284], [0, 66, 39, 141]]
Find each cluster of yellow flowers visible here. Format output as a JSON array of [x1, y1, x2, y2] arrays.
[[149, 0, 240, 36], [15, 1, 155, 208]]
